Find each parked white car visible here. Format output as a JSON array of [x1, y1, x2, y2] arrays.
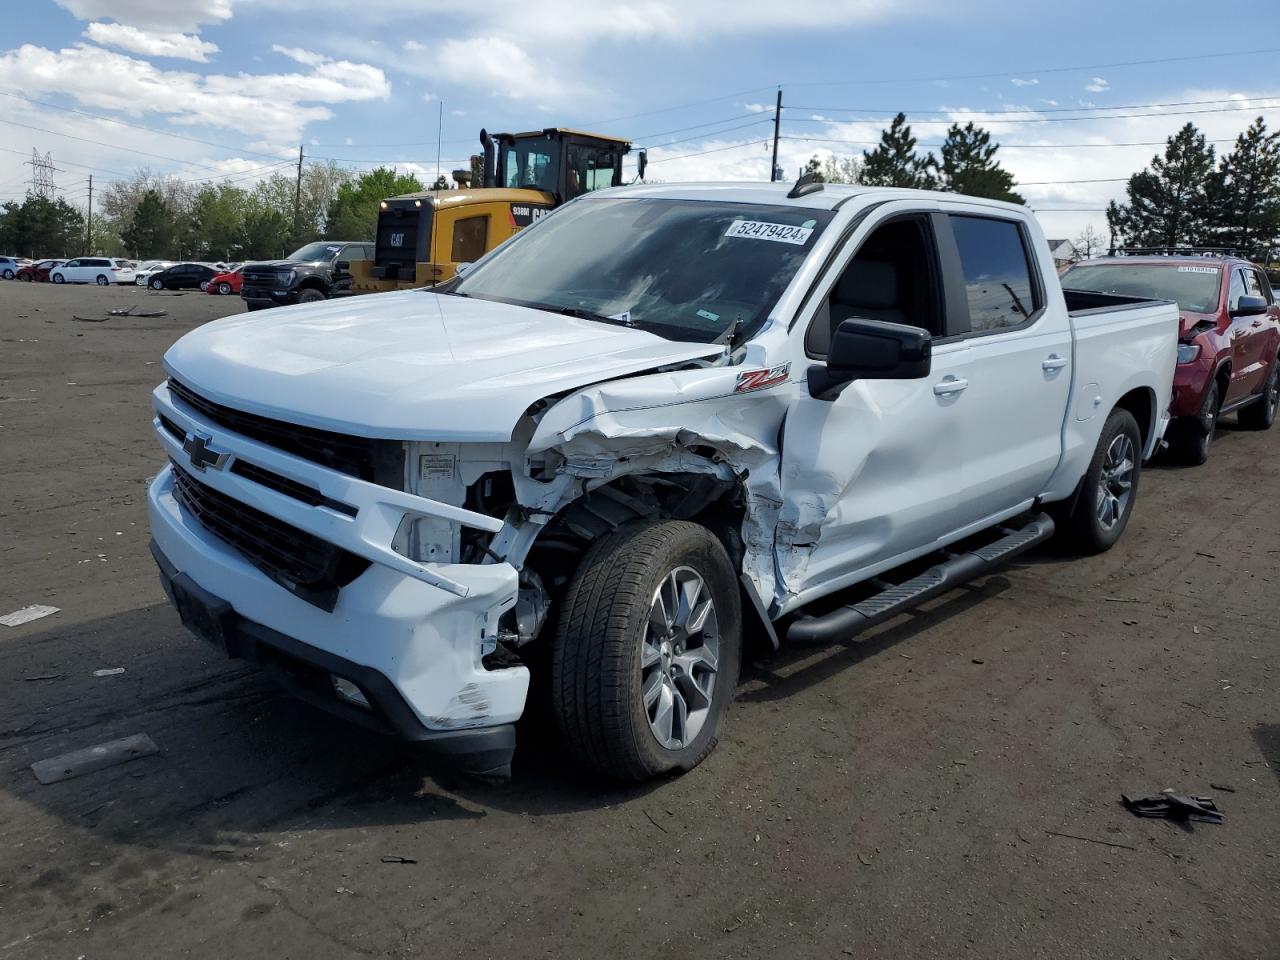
[[134, 261, 175, 286], [50, 257, 136, 285], [0, 255, 30, 279], [149, 182, 1179, 780]]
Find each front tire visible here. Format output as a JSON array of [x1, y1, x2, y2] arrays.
[[1065, 408, 1142, 555], [217, 281, 232, 295], [18, 272, 30, 281], [52, 273, 64, 284], [1237, 360, 1279, 430], [295, 288, 325, 304], [150, 278, 164, 290], [1168, 380, 1218, 465], [2, 269, 13, 280], [552, 520, 742, 780]]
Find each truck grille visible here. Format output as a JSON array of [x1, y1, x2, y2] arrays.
[[167, 378, 399, 484], [171, 461, 370, 611]]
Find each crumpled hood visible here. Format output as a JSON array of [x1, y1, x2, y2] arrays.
[[163, 290, 724, 441], [1179, 310, 1218, 339]]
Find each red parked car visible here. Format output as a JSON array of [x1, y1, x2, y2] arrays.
[[206, 265, 243, 296], [16, 258, 66, 282], [1062, 253, 1280, 464]]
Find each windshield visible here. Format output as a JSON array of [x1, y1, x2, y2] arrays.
[[1062, 263, 1222, 314], [287, 242, 342, 262], [449, 198, 836, 343]]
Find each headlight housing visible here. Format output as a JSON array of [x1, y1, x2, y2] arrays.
[[277, 269, 296, 285], [1177, 342, 1200, 364]]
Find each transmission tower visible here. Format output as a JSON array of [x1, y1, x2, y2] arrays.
[[26, 150, 57, 198]]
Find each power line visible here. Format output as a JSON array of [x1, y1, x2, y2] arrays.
[[782, 101, 1280, 127], [780, 134, 1243, 149], [787, 95, 1280, 117], [648, 138, 773, 165], [782, 48, 1280, 87]]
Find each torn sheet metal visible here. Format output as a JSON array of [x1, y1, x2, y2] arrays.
[[529, 365, 791, 607]]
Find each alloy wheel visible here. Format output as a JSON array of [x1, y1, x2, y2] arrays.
[[641, 566, 720, 750], [1096, 433, 1135, 530]]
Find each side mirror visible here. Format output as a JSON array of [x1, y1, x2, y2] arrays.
[[454, 261, 474, 277], [334, 260, 350, 271], [808, 316, 932, 401], [1231, 295, 1267, 317]]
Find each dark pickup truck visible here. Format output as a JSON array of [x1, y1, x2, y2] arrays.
[[241, 241, 373, 310]]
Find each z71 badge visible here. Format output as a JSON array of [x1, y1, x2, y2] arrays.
[[735, 363, 791, 393]]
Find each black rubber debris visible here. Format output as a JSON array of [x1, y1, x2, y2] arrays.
[[1121, 791, 1224, 824]]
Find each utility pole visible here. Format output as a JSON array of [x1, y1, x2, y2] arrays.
[[770, 88, 783, 183], [293, 144, 304, 243], [86, 175, 93, 251]]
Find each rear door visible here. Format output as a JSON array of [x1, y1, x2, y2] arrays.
[[942, 213, 1072, 520]]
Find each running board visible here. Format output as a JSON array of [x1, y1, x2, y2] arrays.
[[786, 512, 1055, 646]]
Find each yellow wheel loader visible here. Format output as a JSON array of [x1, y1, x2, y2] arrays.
[[350, 127, 640, 294]]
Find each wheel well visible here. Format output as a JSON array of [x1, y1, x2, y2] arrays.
[[1214, 363, 1232, 407], [296, 277, 327, 291], [1114, 387, 1155, 450]]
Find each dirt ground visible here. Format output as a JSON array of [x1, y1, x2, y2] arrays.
[[1, 278, 1277, 960]]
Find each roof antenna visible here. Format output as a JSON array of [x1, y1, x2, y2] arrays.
[[787, 170, 823, 199]]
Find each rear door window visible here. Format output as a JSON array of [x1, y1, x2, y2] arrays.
[[949, 216, 1041, 333]]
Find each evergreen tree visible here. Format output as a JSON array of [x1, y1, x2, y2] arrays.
[[0, 194, 86, 257], [1207, 116, 1280, 256], [191, 184, 251, 261], [1106, 123, 1216, 249], [858, 113, 937, 189], [937, 122, 1023, 203]]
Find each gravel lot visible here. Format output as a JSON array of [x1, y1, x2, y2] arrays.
[[1, 278, 1277, 960]]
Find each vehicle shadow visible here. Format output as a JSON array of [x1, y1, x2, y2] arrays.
[[737, 575, 1011, 704], [0, 602, 662, 860]]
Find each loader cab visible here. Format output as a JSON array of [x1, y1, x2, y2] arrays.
[[488, 128, 631, 203]]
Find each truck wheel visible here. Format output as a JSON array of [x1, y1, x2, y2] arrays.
[[552, 520, 741, 780], [1237, 360, 1279, 430], [1065, 408, 1142, 555], [296, 288, 325, 304], [1168, 381, 1218, 465]]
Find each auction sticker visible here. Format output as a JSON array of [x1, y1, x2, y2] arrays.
[[1177, 266, 1218, 274], [725, 220, 813, 245]]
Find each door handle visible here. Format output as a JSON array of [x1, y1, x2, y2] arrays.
[[933, 377, 969, 397], [1041, 355, 1069, 371], [1252, 320, 1263, 328]]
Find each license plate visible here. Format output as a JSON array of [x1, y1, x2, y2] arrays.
[[172, 581, 229, 651]]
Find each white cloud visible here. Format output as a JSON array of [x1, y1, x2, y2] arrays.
[[422, 36, 570, 102], [84, 22, 219, 62], [1011, 78, 1038, 87], [55, 0, 234, 32], [271, 45, 330, 68], [0, 42, 389, 144], [1086, 77, 1110, 93], [744, 102, 774, 114]]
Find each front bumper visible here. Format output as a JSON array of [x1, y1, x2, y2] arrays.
[[1169, 352, 1217, 418], [241, 283, 297, 306], [147, 382, 530, 769]]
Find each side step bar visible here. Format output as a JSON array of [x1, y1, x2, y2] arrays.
[[786, 512, 1055, 646]]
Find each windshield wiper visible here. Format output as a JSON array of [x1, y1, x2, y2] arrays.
[[525, 302, 632, 326]]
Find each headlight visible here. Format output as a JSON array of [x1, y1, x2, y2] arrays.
[[278, 269, 295, 284], [1177, 342, 1200, 364]]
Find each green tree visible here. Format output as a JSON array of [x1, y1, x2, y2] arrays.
[[1107, 123, 1217, 249], [802, 155, 825, 182], [324, 167, 424, 241], [191, 183, 251, 261], [239, 204, 292, 260], [859, 113, 938, 189], [937, 122, 1023, 203], [429, 174, 450, 191], [0, 194, 86, 257], [1206, 117, 1280, 256], [823, 154, 862, 184], [121, 189, 180, 258]]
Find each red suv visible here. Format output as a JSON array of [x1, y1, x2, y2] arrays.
[[1062, 254, 1280, 464]]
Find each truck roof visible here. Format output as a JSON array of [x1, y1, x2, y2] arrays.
[[586, 181, 1033, 214], [1079, 255, 1248, 267]]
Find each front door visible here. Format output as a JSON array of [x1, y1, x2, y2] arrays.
[[1229, 266, 1273, 401], [777, 210, 974, 601]]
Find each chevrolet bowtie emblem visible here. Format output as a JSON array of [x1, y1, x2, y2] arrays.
[[182, 432, 228, 472]]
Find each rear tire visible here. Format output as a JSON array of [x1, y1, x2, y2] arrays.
[[52, 273, 64, 284], [217, 281, 232, 295], [96, 274, 109, 286], [2, 269, 13, 280], [295, 288, 325, 304], [552, 520, 741, 781], [18, 272, 30, 281], [150, 277, 164, 290], [1237, 360, 1279, 430], [1065, 408, 1142, 555]]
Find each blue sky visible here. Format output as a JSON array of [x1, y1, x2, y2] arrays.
[[2, 0, 1279, 241]]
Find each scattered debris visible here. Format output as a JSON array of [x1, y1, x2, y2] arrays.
[[1, 605, 60, 627], [857, 851, 876, 865], [30, 733, 160, 785], [1209, 783, 1236, 793], [1194, 551, 1217, 559], [20, 673, 63, 682], [380, 855, 417, 864], [971, 658, 985, 664], [1045, 830, 1136, 851], [1121, 791, 1224, 824], [1103, 596, 1142, 603], [643, 809, 669, 834], [1122, 619, 1139, 626], [108, 306, 167, 317], [71, 315, 110, 323], [93, 668, 126, 677]]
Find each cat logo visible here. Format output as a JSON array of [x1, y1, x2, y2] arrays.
[[389, 232, 404, 247]]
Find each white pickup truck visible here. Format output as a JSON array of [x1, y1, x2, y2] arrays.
[[148, 181, 1178, 780]]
